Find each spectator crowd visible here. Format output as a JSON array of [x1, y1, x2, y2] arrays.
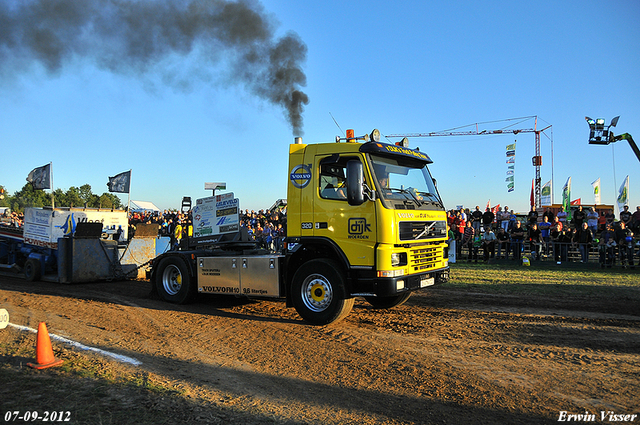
[[127, 207, 287, 253], [447, 204, 640, 269], [0, 210, 24, 228]]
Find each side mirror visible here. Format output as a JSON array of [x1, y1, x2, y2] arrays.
[[346, 160, 365, 206]]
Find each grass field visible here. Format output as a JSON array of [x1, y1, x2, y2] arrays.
[[446, 262, 639, 300]]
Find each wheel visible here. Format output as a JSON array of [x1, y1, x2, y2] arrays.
[[291, 259, 354, 325], [155, 256, 195, 304], [364, 292, 411, 309], [24, 258, 42, 282]]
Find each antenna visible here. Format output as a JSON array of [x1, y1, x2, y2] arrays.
[[329, 112, 344, 135]]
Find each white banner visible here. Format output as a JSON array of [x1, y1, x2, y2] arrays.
[[591, 178, 601, 205], [562, 177, 572, 221], [23, 208, 128, 249], [541, 180, 552, 206], [617, 175, 629, 214]]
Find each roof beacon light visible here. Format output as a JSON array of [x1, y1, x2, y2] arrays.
[[346, 129, 355, 142]]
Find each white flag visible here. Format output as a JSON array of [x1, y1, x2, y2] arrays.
[[541, 180, 552, 206], [591, 178, 601, 205], [617, 175, 629, 213], [562, 177, 572, 221]]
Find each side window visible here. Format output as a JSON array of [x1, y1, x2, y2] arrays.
[[319, 156, 360, 201], [319, 163, 347, 200]]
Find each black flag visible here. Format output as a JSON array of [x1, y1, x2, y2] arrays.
[[26, 163, 51, 190], [107, 170, 131, 193]]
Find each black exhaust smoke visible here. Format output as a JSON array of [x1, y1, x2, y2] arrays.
[[0, 0, 309, 135]]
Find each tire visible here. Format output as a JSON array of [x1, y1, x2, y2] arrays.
[[291, 259, 354, 325], [24, 258, 42, 282], [364, 292, 411, 309], [155, 256, 195, 304]]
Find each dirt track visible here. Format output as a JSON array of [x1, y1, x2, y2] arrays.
[[1, 274, 639, 424]]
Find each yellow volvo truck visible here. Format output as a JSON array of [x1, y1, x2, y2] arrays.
[[151, 128, 449, 325]]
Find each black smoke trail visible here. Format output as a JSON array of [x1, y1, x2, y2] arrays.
[[0, 0, 309, 135]]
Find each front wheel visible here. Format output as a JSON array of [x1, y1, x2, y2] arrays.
[[155, 256, 195, 304], [291, 259, 354, 326], [364, 293, 411, 309]]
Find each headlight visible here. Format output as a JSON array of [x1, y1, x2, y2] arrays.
[[391, 252, 407, 267]]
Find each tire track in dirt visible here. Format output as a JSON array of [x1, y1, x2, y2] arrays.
[[1, 276, 639, 424]]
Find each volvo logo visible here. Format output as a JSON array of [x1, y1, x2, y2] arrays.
[[290, 164, 312, 189]]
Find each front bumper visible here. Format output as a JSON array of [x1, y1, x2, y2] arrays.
[[350, 266, 449, 297]]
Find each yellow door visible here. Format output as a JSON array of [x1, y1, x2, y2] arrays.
[[313, 155, 376, 267]]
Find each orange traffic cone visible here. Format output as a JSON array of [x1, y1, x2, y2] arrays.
[[27, 322, 64, 370]]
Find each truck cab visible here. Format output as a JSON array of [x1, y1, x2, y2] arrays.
[[285, 129, 449, 323]]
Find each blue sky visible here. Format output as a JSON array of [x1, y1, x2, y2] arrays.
[[1, 0, 639, 214]]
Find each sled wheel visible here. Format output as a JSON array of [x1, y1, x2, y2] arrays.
[[24, 258, 42, 282]]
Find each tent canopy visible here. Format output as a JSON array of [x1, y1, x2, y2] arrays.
[[130, 200, 161, 213]]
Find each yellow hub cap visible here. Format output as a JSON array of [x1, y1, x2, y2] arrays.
[[310, 283, 326, 302]]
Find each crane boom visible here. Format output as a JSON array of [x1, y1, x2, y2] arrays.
[[386, 118, 552, 208], [385, 128, 537, 138], [614, 133, 640, 163]]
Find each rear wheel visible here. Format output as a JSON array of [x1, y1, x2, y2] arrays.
[[291, 259, 354, 325], [364, 293, 411, 309], [155, 256, 195, 304], [24, 258, 41, 282]]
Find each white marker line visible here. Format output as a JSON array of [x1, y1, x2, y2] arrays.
[[7, 323, 142, 366]]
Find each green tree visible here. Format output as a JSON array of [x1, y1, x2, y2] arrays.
[[7, 183, 125, 212], [87, 194, 101, 208], [95, 193, 123, 209], [52, 188, 68, 207], [10, 184, 52, 212], [77, 184, 93, 205]]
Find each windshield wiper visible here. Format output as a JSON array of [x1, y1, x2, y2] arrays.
[[388, 187, 423, 206], [416, 191, 442, 206]]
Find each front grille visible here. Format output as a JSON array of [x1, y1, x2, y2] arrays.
[[399, 221, 447, 241], [409, 244, 442, 273]]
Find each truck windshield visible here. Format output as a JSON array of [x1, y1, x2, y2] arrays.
[[369, 155, 442, 208]]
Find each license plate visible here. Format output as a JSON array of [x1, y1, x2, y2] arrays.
[[420, 277, 435, 288]]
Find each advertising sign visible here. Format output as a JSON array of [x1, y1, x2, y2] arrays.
[[192, 193, 240, 239], [23, 208, 128, 249]]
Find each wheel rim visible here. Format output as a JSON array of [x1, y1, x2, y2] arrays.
[[162, 264, 182, 296], [301, 273, 333, 312]]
